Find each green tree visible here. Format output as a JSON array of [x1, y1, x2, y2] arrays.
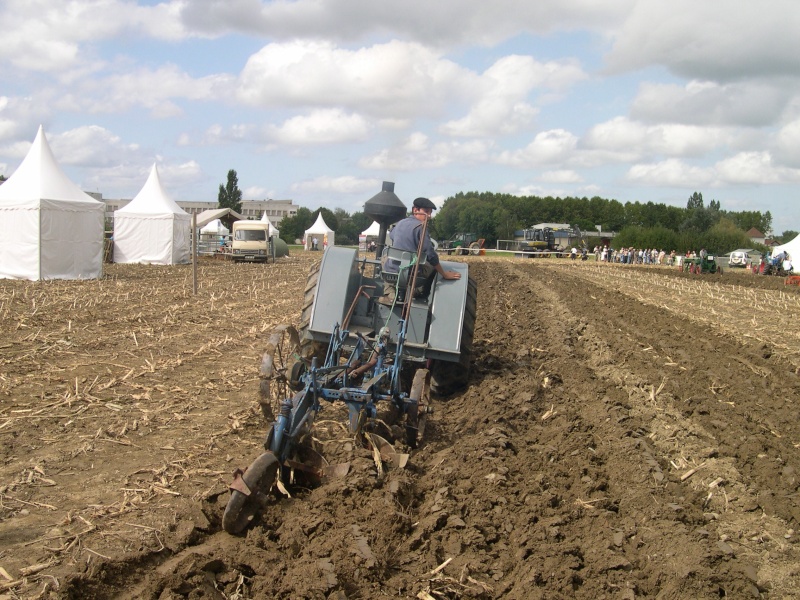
[[350, 211, 373, 234], [687, 192, 704, 210], [218, 169, 242, 213], [278, 207, 313, 243], [703, 218, 753, 254], [777, 230, 798, 243]]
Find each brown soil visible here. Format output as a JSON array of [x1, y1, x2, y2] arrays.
[[1, 255, 799, 599]]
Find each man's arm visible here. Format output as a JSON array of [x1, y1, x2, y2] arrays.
[[434, 261, 461, 280]]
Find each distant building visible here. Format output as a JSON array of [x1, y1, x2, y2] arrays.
[[101, 197, 298, 226], [746, 228, 766, 245]]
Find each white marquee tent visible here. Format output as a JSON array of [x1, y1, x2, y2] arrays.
[[358, 221, 382, 249], [303, 213, 335, 250], [771, 234, 800, 264], [200, 219, 229, 236], [0, 126, 104, 280], [261, 211, 280, 238], [113, 164, 190, 264]]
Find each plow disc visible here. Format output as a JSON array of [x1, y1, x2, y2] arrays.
[[406, 368, 431, 448], [222, 452, 280, 534]]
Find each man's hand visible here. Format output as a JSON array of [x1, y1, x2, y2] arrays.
[[442, 270, 461, 280]]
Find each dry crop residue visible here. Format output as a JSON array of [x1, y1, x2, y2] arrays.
[[1, 255, 799, 599]]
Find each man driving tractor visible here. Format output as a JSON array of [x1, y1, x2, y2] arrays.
[[382, 197, 461, 299]]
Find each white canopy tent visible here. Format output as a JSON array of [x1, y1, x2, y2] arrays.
[[358, 221, 382, 250], [0, 126, 104, 280], [261, 211, 280, 238], [195, 208, 244, 230], [113, 164, 190, 264], [303, 213, 335, 250], [771, 234, 800, 265], [200, 219, 229, 236]]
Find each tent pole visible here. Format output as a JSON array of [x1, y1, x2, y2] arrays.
[[192, 213, 198, 295]]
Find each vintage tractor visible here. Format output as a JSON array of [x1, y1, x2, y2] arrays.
[[439, 233, 485, 256], [683, 255, 722, 274], [222, 182, 477, 534]]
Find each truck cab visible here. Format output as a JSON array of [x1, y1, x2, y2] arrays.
[[232, 221, 273, 263]]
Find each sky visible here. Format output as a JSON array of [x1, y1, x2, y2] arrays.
[[1, 0, 800, 234]]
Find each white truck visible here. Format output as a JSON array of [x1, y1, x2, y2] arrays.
[[231, 221, 274, 263]]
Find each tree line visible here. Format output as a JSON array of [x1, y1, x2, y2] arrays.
[[218, 170, 795, 254]]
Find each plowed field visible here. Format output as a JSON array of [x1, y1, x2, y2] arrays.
[[1, 255, 799, 599]]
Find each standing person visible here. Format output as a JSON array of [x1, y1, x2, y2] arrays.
[[383, 197, 461, 298], [312, 236, 318, 251]]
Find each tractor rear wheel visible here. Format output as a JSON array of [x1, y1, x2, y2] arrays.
[[297, 259, 326, 363], [469, 242, 481, 255], [259, 325, 302, 421], [431, 275, 477, 397]]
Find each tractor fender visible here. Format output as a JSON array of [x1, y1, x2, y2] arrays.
[[307, 247, 361, 336], [428, 260, 470, 358]]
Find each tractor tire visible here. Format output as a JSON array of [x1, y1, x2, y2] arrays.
[[297, 259, 326, 362], [469, 242, 481, 256], [431, 275, 477, 397]]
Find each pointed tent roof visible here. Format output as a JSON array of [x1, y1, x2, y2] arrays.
[[360, 221, 381, 236], [305, 213, 334, 234], [116, 164, 187, 216], [0, 125, 101, 206], [260, 211, 280, 236]]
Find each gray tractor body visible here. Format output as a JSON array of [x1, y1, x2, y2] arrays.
[[305, 246, 470, 364]]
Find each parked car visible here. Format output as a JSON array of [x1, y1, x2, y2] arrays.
[[727, 249, 760, 268]]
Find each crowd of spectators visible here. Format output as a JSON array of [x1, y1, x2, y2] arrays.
[[592, 246, 689, 266]]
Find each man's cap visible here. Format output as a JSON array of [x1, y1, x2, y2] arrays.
[[413, 197, 436, 211]]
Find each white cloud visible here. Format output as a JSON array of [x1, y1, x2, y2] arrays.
[[714, 152, 783, 185], [631, 80, 792, 127], [49, 125, 141, 167], [291, 176, 380, 195], [495, 129, 578, 167], [0, 96, 52, 143], [70, 65, 234, 117], [626, 159, 714, 187], [606, 0, 800, 81], [583, 116, 732, 160], [440, 55, 585, 137], [179, 0, 634, 45], [773, 119, 800, 168], [540, 169, 583, 183], [265, 109, 371, 145], [627, 154, 800, 188], [359, 133, 493, 171], [237, 40, 471, 118], [0, 0, 187, 72], [243, 185, 277, 199], [83, 159, 204, 199]]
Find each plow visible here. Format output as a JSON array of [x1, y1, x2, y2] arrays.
[[222, 184, 477, 534]]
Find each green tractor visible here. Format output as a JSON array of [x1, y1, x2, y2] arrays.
[[438, 233, 485, 256], [683, 254, 722, 274]]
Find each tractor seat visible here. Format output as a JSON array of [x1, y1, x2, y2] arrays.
[[381, 246, 427, 301]]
